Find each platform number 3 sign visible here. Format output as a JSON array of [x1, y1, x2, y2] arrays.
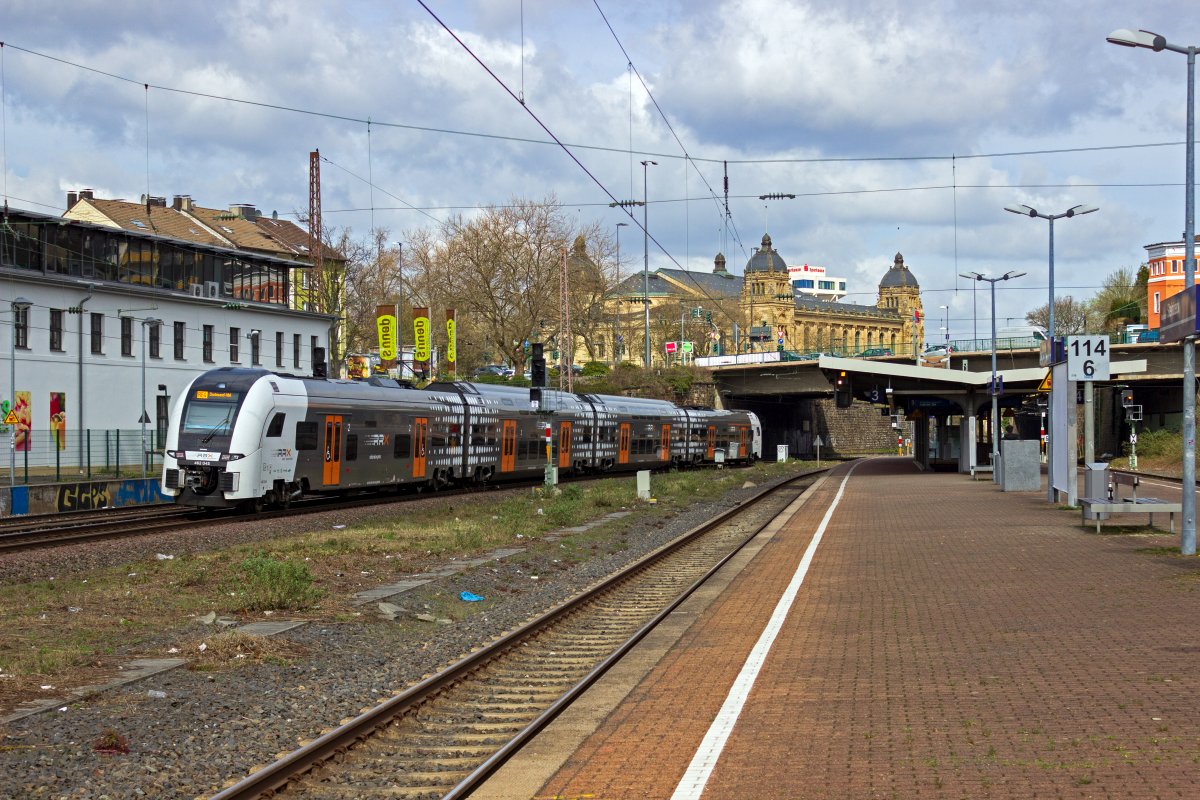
[[1066, 335, 1110, 381]]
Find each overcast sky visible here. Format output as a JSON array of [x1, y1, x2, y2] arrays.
[[1, 0, 1197, 341]]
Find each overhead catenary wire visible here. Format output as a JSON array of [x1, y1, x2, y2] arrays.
[[0, 41, 1191, 171]]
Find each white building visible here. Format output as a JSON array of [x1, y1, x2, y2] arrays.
[[788, 263, 848, 302], [0, 207, 333, 471]]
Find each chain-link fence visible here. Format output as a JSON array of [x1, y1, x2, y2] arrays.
[[2, 428, 162, 485]]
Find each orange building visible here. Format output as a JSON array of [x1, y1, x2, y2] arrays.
[[1146, 235, 1200, 328]]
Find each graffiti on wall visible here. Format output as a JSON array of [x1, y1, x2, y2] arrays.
[[55, 480, 168, 512]]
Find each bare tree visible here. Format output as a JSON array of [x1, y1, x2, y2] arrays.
[[1087, 266, 1146, 333], [1025, 296, 1094, 334]]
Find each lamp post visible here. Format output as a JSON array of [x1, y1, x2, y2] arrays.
[[1004, 202, 1098, 502], [640, 160, 657, 368], [1107, 27, 1196, 554], [8, 297, 31, 486], [140, 317, 162, 479], [394, 242, 405, 380], [615, 222, 628, 366], [960, 272, 1025, 479]]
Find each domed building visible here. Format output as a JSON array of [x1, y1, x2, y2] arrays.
[[592, 234, 924, 366], [739, 237, 924, 356]]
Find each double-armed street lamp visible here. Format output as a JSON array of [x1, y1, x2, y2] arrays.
[[960, 272, 1025, 478], [1004, 202, 1098, 502], [1107, 27, 1197, 555]]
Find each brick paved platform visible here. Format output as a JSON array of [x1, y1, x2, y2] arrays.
[[476, 457, 1200, 799]]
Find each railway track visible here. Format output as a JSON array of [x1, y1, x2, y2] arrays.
[[0, 465, 761, 553], [211, 467, 826, 800]]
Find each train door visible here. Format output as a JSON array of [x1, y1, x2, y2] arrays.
[[618, 422, 630, 465], [323, 415, 342, 486], [501, 420, 516, 473], [738, 426, 747, 459], [558, 422, 572, 469], [706, 426, 716, 460], [413, 417, 428, 479], [660, 424, 671, 462]]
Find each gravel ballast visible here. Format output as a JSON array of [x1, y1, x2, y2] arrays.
[[0, 471, 809, 799]]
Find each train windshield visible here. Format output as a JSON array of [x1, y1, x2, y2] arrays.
[[181, 393, 241, 440]]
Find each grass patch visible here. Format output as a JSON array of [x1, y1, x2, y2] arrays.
[[187, 630, 309, 672]]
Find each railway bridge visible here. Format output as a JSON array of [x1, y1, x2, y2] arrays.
[[709, 340, 1187, 472]]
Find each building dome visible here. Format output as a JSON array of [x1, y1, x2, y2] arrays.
[[879, 252, 919, 289], [745, 233, 787, 273], [713, 252, 728, 274]]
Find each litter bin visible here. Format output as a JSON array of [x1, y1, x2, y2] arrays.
[[1084, 462, 1109, 521]]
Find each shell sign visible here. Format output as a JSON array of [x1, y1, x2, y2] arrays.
[[413, 307, 431, 362]]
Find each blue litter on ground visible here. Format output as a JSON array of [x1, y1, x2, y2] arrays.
[[459, 591, 484, 602]]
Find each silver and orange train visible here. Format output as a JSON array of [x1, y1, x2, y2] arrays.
[[161, 368, 763, 510]]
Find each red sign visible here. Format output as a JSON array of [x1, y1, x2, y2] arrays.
[[665, 341, 678, 353]]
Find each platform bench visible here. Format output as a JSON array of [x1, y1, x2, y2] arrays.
[[1079, 497, 1182, 533], [970, 464, 993, 480]]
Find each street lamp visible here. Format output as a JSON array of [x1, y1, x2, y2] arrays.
[[615, 222, 628, 366], [8, 297, 31, 487], [960, 272, 1025, 480], [1108, 26, 1197, 554], [140, 317, 162, 479], [1004, 202, 1098, 502], [394, 242, 405, 379], [640, 160, 657, 368]]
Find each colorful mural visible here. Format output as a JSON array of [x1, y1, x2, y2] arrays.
[[50, 392, 66, 450], [13, 391, 30, 452]]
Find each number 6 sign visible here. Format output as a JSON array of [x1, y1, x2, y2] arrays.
[[1066, 335, 1110, 381]]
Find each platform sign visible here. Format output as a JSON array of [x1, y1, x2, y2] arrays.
[[1066, 335, 1109, 381], [1160, 285, 1199, 343]]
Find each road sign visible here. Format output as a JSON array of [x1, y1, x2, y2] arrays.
[[2, 410, 16, 425], [1066, 335, 1109, 381], [1037, 371, 1052, 392]]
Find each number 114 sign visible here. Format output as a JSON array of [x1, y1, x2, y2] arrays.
[[1066, 335, 1110, 381]]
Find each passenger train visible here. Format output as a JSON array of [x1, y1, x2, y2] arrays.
[[161, 368, 763, 510]]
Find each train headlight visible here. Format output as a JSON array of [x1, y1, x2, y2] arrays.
[[219, 453, 246, 462]]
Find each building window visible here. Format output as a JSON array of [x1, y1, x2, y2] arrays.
[[229, 327, 240, 362], [293, 333, 301, 368], [311, 335, 318, 366], [1172, 261, 1179, 273], [1154, 292, 1161, 313], [276, 331, 284, 367], [203, 325, 214, 362], [90, 312, 104, 354], [174, 321, 186, 360], [149, 322, 161, 359], [14, 304, 29, 349], [250, 331, 260, 365], [49, 308, 64, 352], [121, 317, 133, 356]]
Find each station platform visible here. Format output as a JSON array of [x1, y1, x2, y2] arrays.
[[475, 457, 1200, 799]]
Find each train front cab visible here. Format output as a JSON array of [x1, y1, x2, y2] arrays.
[[162, 369, 302, 509]]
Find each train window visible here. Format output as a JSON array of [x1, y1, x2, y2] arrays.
[[431, 434, 447, 448], [265, 413, 286, 438], [394, 434, 412, 458], [295, 421, 318, 450], [345, 435, 358, 462]]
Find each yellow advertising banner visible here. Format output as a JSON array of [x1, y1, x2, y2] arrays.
[[445, 309, 456, 364], [413, 307, 431, 363], [376, 305, 398, 363]]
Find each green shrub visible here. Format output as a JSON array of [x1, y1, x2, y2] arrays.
[[1129, 427, 1179, 459], [232, 554, 323, 611], [581, 361, 610, 377]]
